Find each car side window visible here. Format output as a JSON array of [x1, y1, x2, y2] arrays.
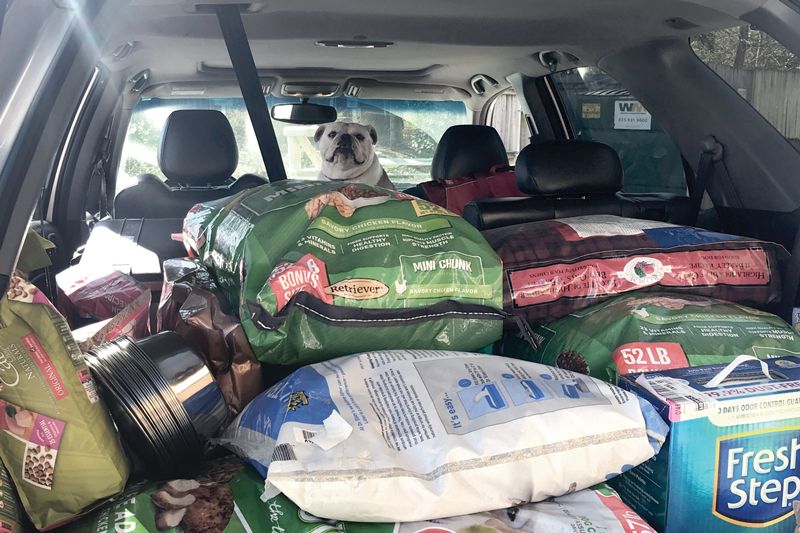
[[691, 25, 799, 153], [485, 90, 528, 165], [549, 67, 687, 195]]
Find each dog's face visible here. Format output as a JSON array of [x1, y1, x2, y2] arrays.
[[315, 122, 378, 180]]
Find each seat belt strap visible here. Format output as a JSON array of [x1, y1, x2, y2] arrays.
[[89, 116, 115, 221], [689, 135, 723, 226], [215, 5, 287, 183]]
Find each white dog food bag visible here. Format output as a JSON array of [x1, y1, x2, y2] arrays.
[[396, 483, 657, 533], [221, 350, 668, 522]]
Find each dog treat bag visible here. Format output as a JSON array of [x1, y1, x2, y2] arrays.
[[220, 349, 667, 522], [184, 181, 505, 366], [504, 292, 800, 384], [56, 266, 150, 339], [0, 273, 129, 530], [484, 214, 788, 324], [67, 456, 656, 533]]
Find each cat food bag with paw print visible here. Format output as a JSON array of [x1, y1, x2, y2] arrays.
[[0, 273, 129, 530], [184, 181, 504, 366]]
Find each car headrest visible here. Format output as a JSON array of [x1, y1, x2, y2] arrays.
[[158, 110, 238, 186], [515, 140, 622, 196], [431, 125, 509, 180]]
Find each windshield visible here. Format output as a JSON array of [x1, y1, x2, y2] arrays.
[[118, 96, 470, 191]]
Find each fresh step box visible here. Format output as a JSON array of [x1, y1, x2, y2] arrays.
[[613, 355, 800, 532]]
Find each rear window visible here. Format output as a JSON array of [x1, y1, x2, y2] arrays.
[[118, 97, 470, 192], [549, 67, 687, 195], [691, 24, 800, 151]]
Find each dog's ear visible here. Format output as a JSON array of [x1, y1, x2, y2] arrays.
[[314, 125, 327, 144], [368, 125, 378, 145]]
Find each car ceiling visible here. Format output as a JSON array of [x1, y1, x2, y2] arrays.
[[101, 0, 759, 104]]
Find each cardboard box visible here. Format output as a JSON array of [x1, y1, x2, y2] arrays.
[[612, 356, 800, 532]]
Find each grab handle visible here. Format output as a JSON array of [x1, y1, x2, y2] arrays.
[[704, 355, 772, 389]]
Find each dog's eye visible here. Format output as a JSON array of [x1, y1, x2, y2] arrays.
[[328, 131, 337, 138], [355, 134, 365, 141]]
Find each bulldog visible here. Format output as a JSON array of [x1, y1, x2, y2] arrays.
[[315, 122, 395, 190]]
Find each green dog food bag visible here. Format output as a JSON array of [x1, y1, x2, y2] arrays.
[[67, 456, 655, 533], [0, 273, 129, 530], [505, 292, 800, 383], [183, 180, 505, 366]]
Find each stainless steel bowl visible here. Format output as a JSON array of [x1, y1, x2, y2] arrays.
[[135, 332, 228, 441]]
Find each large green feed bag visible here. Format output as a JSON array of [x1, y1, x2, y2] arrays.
[[502, 292, 800, 384], [184, 181, 505, 365]]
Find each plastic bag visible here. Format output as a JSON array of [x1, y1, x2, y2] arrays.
[[157, 258, 264, 416], [220, 349, 667, 522]]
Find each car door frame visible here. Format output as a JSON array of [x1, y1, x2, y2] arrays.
[[0, 0, 122, 294]]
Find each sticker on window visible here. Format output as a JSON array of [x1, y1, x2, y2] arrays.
[[614, 101, 652, 131], [582, 103, 602, 119]]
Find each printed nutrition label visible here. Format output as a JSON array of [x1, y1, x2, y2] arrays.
[[347, 233, 392, 253], [297, 234, 337, 255], [399, 231, 455, 250], [364, 368, 436, 451]]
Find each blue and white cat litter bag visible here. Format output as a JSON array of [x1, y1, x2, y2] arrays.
[[220, 350, 668, 522]]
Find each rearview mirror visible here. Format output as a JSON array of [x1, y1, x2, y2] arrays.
[[271, 103, 337, 125]]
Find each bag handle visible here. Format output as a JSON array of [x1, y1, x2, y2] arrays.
[[704, 354, 772, 389]]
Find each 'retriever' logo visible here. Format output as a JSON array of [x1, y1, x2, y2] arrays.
[[714, 427, 800, 527], [326, 279, 389, 300]]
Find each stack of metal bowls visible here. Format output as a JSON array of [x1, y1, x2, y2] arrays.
[[85, 332, 228, 478]]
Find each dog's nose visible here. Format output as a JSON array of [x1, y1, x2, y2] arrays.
[[339, 133, 353, 146]]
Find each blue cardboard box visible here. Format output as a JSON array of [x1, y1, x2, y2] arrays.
[[613, 356, 800, 532]]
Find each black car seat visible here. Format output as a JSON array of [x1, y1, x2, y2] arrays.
[[430, 125, 509, 180], [463, 140, 692, 230], [114, 109, 267, 219], [405, 125, 523, 212], [404, 125, 511, 199]]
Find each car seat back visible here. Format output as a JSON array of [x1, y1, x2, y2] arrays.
[[408, 125, 525, 214], [114, 109, 266, 219], [463, 140, 692, 229]]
